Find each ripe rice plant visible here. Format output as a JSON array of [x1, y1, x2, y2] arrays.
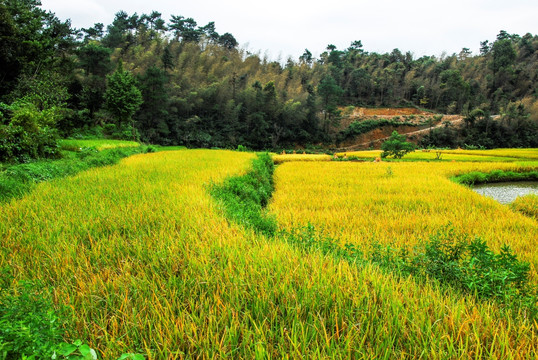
[[1, 149, 538, 358], [269, 161, 538, 268], [510, 194, 538, 219]]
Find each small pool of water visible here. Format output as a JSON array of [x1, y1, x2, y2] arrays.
[[472, 181, 538, 204]]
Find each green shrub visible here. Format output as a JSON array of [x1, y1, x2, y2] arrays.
[[368, 230, 533, 304], [0, 102, 61, 163], [0, 280, 64, 359]]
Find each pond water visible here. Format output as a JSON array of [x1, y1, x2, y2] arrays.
[[472, 181, 538, 204]]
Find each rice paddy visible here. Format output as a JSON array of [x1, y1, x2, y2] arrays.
[[334, 149, 537, 162], [1, 148, 538, 358]]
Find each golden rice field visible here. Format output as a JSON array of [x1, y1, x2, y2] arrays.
[[272, 153, 332, 164], [334, 149, 536, 162], [1, 149, 538, 358], [270, 161, 538, 268]]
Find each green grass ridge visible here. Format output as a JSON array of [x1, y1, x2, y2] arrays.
[[451, 169, 538, 185], [211, 153, 277, 236]]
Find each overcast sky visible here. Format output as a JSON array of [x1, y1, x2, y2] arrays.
[[40, 0, 537, 61]]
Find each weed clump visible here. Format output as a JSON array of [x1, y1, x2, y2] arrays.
[[369, 230, 534, 306], [0, 279, 64, 359], [280, 224, 536, 315]]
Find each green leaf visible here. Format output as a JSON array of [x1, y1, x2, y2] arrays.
[[58, 343, 78, 356], [79, 344, 91, 356]]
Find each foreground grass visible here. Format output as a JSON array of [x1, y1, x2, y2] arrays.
[[2, 150, 538, 358]]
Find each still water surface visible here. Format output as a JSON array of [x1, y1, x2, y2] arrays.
[[472, 182, 538, 204]]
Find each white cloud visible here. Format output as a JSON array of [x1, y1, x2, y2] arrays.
[[39, 0, 538, 60]]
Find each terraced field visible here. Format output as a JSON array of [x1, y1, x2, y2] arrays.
[[1, 148, 537, 359]]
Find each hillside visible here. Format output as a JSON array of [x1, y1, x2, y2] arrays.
[[0, 1, 537, 160]]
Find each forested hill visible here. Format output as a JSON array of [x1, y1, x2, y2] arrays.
[[0, 1, 537, 158]]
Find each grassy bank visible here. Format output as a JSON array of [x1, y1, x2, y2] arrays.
[[451, 169, 538, 185], [211, 153, 276, 236]]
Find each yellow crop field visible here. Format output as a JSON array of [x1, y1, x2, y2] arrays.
[[2, 149, 538, 358], [270, 161, 538, 267], [272, 153, 332, 164], [335, 149, 531, 162], [440, 148, 538, 159]]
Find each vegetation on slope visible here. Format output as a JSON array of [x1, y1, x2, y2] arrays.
[[1, 1, 537, 157], [510, 194, 538, 219]]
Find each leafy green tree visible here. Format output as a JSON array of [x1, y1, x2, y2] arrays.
[[104, 61, 143, 140], [136, 66, 170, 143], [299, 49, 313, 65], [0, 100, 61, 162], [219, 33, 238, 50], [161, 45, 174, 71], [381, 131, 415, 159], [169, 15, 201, 42], [0, 0, 75, 98]]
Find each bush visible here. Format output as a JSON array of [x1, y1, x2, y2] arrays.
[[0, 102, 61, 163], [0, 280, 64, 359], [369, 231, 533, 303]]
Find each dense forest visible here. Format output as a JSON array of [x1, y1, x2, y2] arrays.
[[1, 0, 537, 162]]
